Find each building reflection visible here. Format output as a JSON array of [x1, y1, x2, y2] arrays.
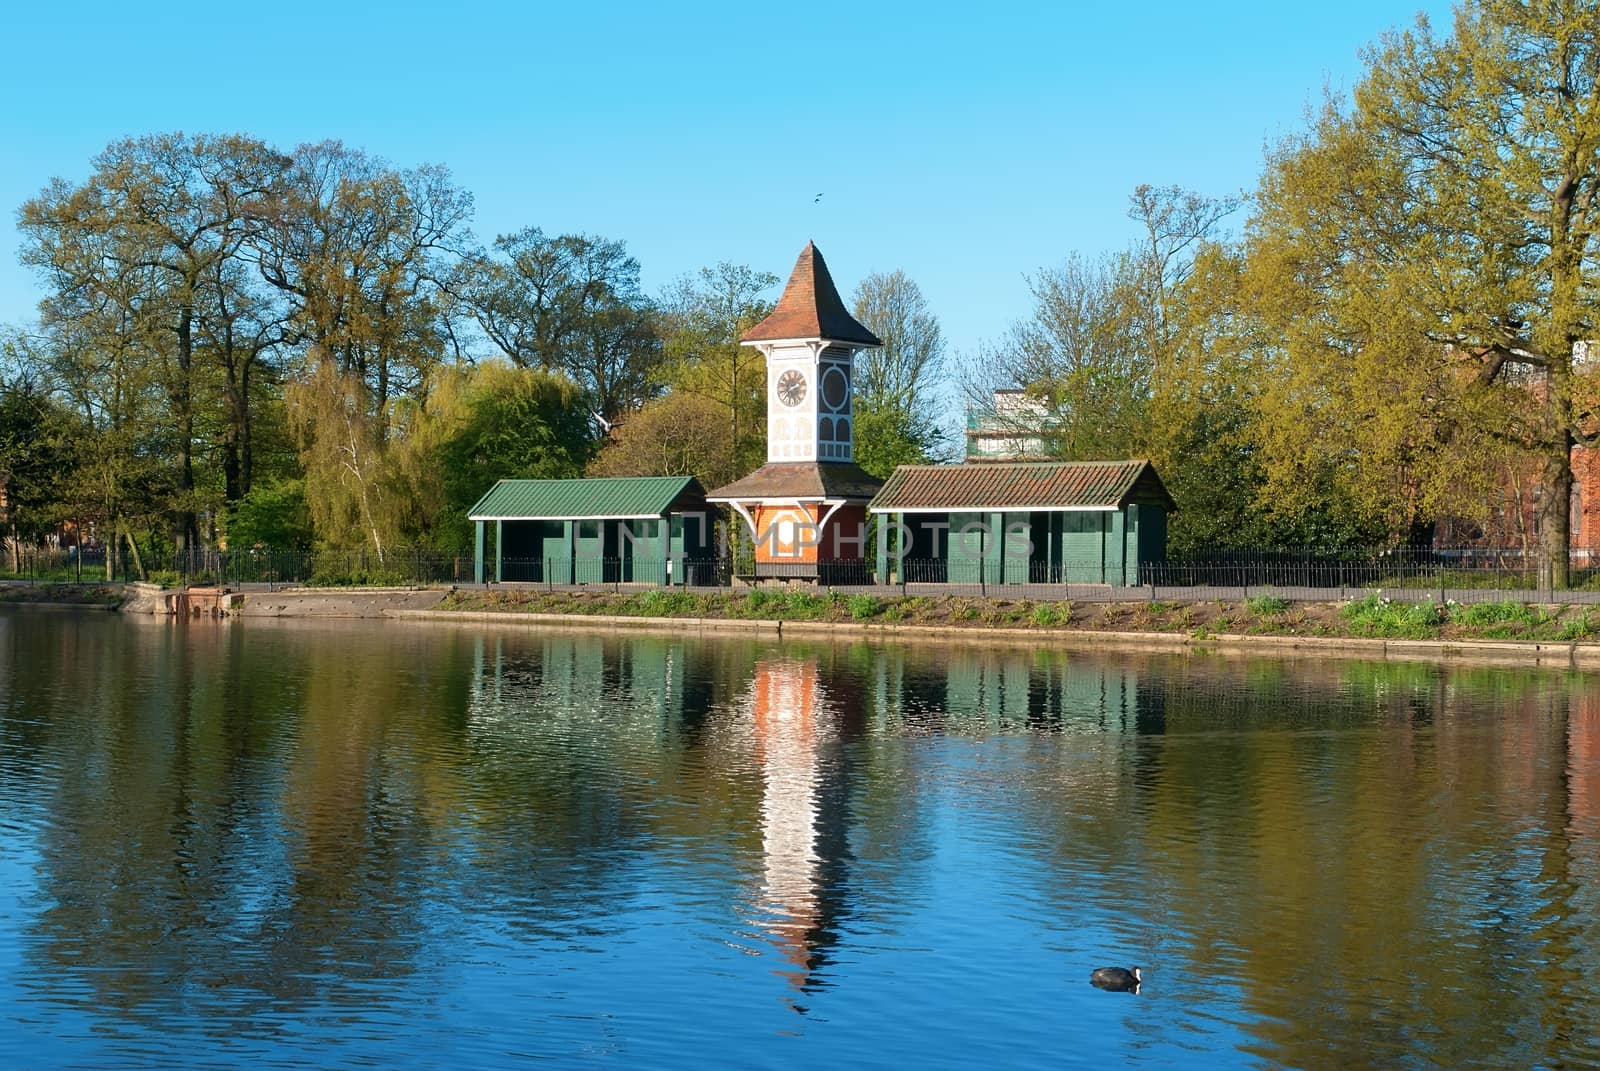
[[745, 655, 858, 1006], [870, 644, 1158, 735]]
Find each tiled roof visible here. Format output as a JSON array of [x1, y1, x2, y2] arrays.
[[469, 476, 704, 520], [706, 462, 883, 503], [741, 242, 882, 347], [869, 461, 1173, 513]]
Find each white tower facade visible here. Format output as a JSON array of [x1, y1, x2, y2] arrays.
[[759, 341, 857, 464]]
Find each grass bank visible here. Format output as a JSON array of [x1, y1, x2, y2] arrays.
[[436, 589, 1600, 645]]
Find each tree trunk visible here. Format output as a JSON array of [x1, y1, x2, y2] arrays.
[[241, 359, 254, 496], [123, 525, 147, 582], [174, 305, 199, 554], [221, 353, 245, 506], [1538, 444, 1572, 592]]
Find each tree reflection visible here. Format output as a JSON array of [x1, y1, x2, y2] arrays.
[[6, 615, 1600, 1067]]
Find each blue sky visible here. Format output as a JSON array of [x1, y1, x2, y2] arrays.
[[1, 0, 1452, 361]]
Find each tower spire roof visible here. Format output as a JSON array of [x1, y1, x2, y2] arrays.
[[741, 242, 882, 347]]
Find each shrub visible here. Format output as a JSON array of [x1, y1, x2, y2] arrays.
[[1341, 593, 1444, 638], [1030, 602, 1071, 627], [1455, 600, 1542, 627], [634, 589, 701, 616], [847, 594, 881, 620], [306, 567, 411, 587], [1247, 594, 1291, 615], [778, 589, 828, 618], [1559, 616, 1594, 642]]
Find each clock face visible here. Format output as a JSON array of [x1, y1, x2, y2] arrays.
[[776, 369, 807, 408]]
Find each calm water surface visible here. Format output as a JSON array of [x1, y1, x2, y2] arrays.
[[2, 609, 1599, 1069]]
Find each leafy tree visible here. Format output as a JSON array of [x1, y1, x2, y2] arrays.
[[659, 263, 776, 477], [1153, 243, 1393, 551], [971, 253, 1148, 458], [421, 361, 593, 551], [5, 308, 172, 578], [224, 478, 313, 551], [465, 229, 662, 422], [0, 366, 77, 569], [259, 141, 474, 444], [852, 404, 937, 482], [286, 357, 393, 559], [1245, 1, 1600, 584], [850, 270, 949, 475], [587, 392, 737, 487], [18, 133, 292, 551]]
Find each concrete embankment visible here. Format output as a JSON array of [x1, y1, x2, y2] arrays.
[[233, 588, 451, 617], [118, 584, 450, 618]]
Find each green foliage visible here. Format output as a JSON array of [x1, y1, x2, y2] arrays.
[[1030, 602, 1072, 627], [1559, 615, 1596, 642], [426, 362, 593, 551], [462, 228, 662, 422], [633, 589, 704, 616], [0, 372, 76, 539], [775, 589, 829, 619], [659, 263, 777, 483], [847, 594, 882, 620], [735, 587, 831, 620], [587, 392, 736, 488], [853, 402, 941, 480], [1454, 601, 1542, 627], [1341, 594, 1444, 638], [305, 567, 413, 587], [1247, 593, 1291, 615], [225, 478, 312, 550]]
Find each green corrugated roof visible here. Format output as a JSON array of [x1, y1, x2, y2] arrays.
[[469, 476, 702, 520]]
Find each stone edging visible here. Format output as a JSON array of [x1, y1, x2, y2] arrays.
[[383, 609, 1597, 666]]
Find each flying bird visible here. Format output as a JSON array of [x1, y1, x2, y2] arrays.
[[814, 193, 823, 203]]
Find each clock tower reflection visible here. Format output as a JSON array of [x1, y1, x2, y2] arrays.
[[744, 654, 856, 1006]]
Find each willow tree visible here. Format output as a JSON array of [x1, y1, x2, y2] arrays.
[[1252, 1, 1600, 585], [286, 358, 392, 561]]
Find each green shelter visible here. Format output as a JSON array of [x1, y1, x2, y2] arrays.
[[868, 460, 1174, 586], [468, 476, 712, 585]]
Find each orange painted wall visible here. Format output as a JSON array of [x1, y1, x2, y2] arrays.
[[750, 504, 870, 563]]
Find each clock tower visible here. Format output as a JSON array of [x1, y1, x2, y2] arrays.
[[707, 242, 884, 579]]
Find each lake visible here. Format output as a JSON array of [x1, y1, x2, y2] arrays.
[[2, 609, 1598, 1069]]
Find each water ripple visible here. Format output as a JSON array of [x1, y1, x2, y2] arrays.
[[1, 613, 1598, 1068]]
